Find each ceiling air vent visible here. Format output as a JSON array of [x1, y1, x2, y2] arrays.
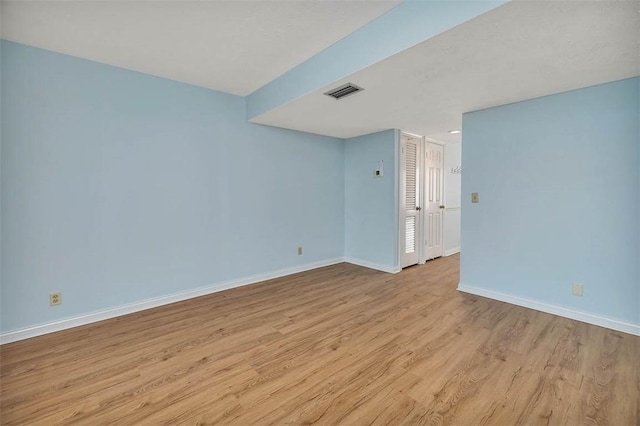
[[324, 83, 364, 100]]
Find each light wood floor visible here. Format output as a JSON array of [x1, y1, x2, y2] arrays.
[[1, 254, 638, 425]]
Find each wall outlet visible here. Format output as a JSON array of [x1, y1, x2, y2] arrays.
[[471, 192, 479, 203], [572, 283, 583, 297], [297, 246, 303, 255], [50, 292, 62, 306]]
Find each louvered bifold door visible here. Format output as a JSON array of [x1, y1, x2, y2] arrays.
[[401, 136, 420, 268]]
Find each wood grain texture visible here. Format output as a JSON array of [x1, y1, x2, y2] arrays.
[[1, 254, 638, 425]]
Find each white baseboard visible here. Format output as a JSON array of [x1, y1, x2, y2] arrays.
[[457, 283, 640, 337], [343, 257, 401, 274], [444, 247, 460, 257], [0, 257, 344, 345]]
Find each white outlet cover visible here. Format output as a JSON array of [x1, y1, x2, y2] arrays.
[[572, 283, 583, 296]]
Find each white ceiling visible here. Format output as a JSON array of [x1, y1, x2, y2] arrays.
[[254, 0, 640, 142], [0, 0, 400, 96], [1, 1, 638, 143]]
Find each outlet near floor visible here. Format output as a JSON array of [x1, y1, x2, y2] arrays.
[[50, 292, 62, 306], [572, 283, 583, 297], [297, 246, 303, 255]]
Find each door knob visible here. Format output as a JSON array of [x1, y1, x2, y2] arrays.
[[439, 205, 445, 209], [416, 206, 422, 211]]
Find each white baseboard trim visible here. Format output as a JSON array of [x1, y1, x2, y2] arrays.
[[0, 257, 345, 345], [343, 257, 401, 274], [444, 247, 460, 257], [457, 283, 640, 337]]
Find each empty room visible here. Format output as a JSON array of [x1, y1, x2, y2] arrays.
[[1, 0, 639, 424]]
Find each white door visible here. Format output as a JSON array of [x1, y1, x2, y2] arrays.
[[423, 141, 444, 261], [401, 134, 421, 268]]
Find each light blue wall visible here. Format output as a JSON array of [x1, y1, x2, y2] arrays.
[[0, 41, 345, 333], [246, 0, 508, 120], [0, 37, 3, 331], [344, 130, 398, 271], [461, 78, 640, 326]]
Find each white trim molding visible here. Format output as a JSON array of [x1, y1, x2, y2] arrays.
[[344, 257, 401, 274], [444, 248, 460, 257], [0, 257, 344, 345], [457, 283, 640, 337]]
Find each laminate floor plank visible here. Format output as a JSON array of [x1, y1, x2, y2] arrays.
[[2, 255, 638, 425]]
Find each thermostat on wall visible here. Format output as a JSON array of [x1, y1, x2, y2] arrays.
[[374, 160, 384, 178]]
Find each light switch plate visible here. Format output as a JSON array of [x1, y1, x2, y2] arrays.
[[471, 192, 479, 203]]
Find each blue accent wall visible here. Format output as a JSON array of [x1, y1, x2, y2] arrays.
[[461, 78, 640, 326], [0, 41, 345, 333], [6, 39, 636, 337], [344, 130, 398, 271]]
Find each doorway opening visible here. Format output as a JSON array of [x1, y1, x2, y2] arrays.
[[399, 131, 460, 269]]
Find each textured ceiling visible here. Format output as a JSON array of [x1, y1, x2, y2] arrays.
[[0, 0, 400, 96], [253, 0, 640, 142], [2, 1, 638, 143]]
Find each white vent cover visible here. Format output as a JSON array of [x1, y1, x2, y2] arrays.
[[324, 83, 364, 100]]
